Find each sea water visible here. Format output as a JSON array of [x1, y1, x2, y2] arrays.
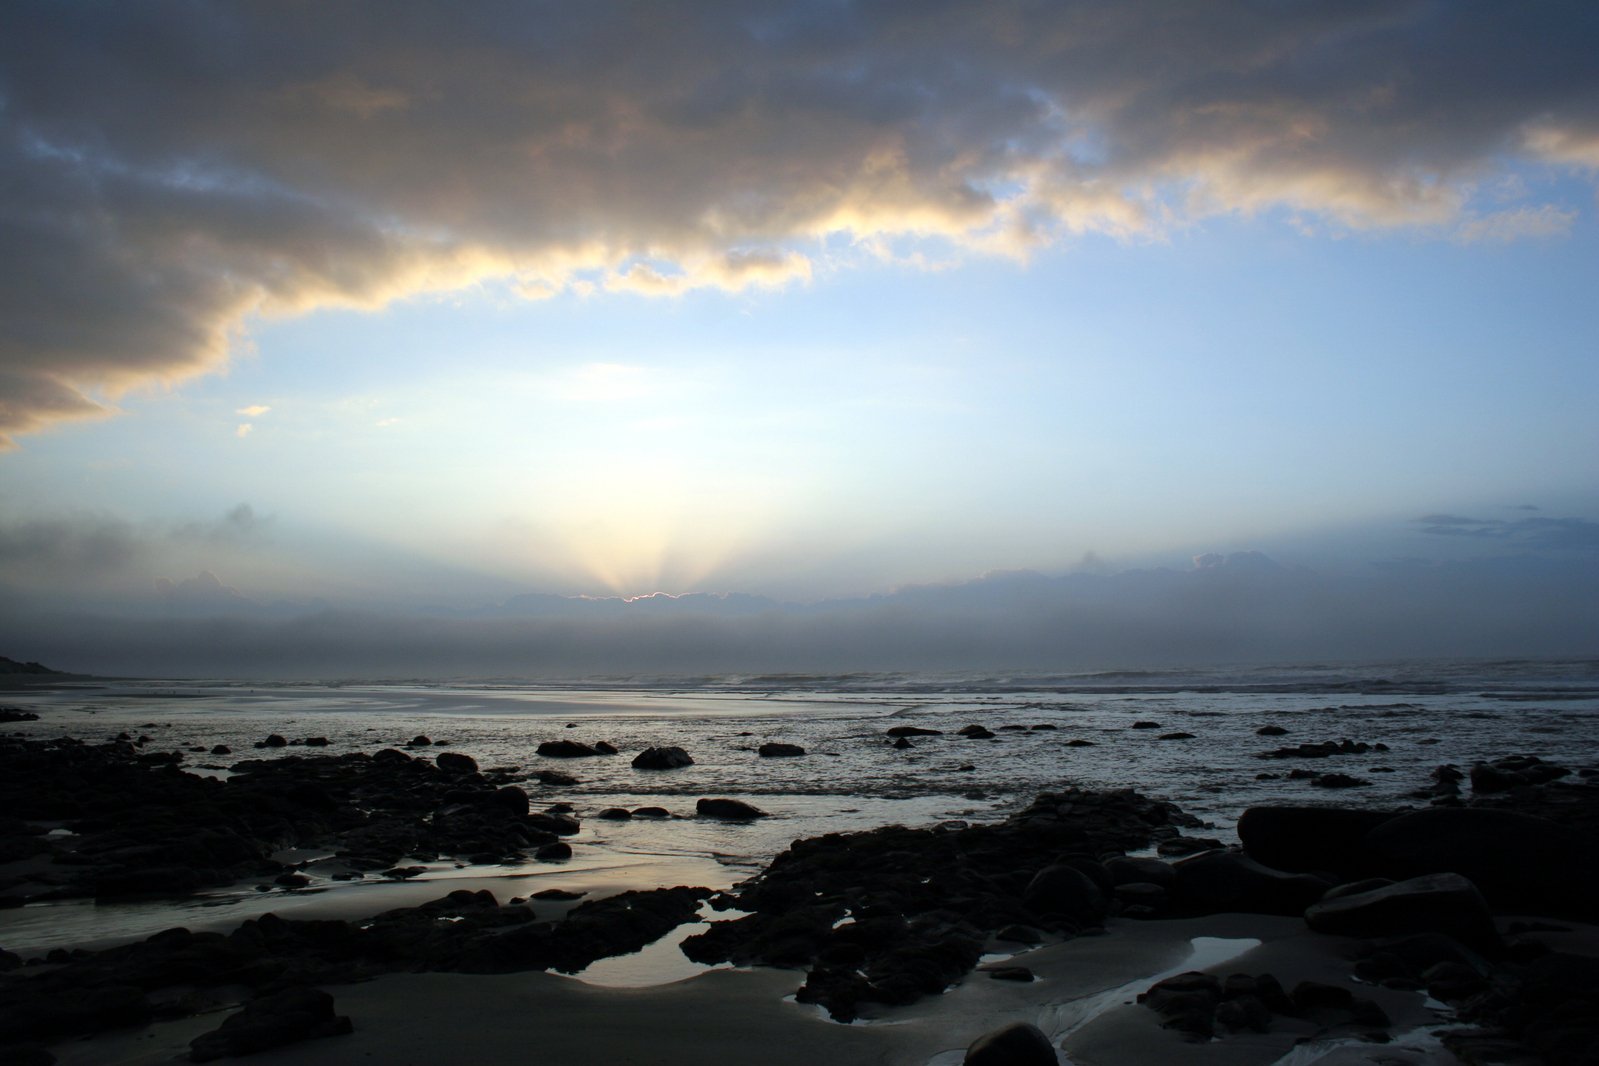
[[3, 658, 1595, 953]]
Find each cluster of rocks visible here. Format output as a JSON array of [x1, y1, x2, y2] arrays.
[[1140, 970, 1389, 1039], [0, 737, 620, 906], [679, 786, 1203, 1020], [1256, 738, 1388, 759], [0, 884, 709, 1054], [0, 709, 40, 724]]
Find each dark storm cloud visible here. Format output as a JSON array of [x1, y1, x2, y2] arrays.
[[3, 1, 1597, 444]]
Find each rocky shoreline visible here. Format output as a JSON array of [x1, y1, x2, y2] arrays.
[[2, 723, 1598, 1065]]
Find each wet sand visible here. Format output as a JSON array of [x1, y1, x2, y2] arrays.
[[43, 914, 1453, 1066]]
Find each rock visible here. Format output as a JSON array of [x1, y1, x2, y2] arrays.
[[1171, 851, 1332, 916], [209, 744, 231, 755], [758, 742, 806, 757], [958, 725, 995, 739], [1362, 807, 1589, 917], [537, 740, 599, 758], [1064, 739, 1096, 747], [1257, 725, 1289, 736], [188, 987, 352, 1062], [986, 966, 1034, 982], [1131, 721, 1161, 729], [1304, 873, 1500, 953], [434, 751, 477, 774], [302, 736, 329, 747], [632, 806, 671, 819], [535, 842, 572, 861], [1105, 856, 1177, 888], [1156, 836, 1224, 858], [1312, 773, 1370, 788], [696, 798, 768, 820], [487, 786, 530, 817], [964, 1021, 1056, 1066], [597, 808, 632, 820], [1159, 732, 1196, 740], [1022, 864, 1108, 924], [525, 812, 581, 836], [631, 746, 693, 769], [1237, 806, 1397, 876], [531, 768, 578, 785], [886, 726, 943, 737], [892, 737, 913, 749], [262, 734, 287, 749], [594, 741, 618, 755], [407, 735, 432, 747]]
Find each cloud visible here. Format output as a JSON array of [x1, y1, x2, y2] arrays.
[[173, 503, 272, 544], [235, 423, 254, 438], [1414, 513, 1599, 551], [3, 2, 1597, 444], [236, 404, 271, 417]]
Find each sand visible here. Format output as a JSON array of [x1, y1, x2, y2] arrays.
[[42, 913, 1456, 1066]]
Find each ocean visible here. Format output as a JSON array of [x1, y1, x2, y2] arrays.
[[4, 657, 1596, 961]]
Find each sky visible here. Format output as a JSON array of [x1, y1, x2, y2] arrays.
[[1, 1, 1597, 677]]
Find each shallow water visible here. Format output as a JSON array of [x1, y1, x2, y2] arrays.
[[3, 659, 1595, 953]]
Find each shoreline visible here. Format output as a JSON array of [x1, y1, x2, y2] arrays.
[[5, 686, 1599, 1065]]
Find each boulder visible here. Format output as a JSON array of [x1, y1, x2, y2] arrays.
[[696, 797, 768, 820], [886, 726, 943, 737], [631, 746, 693, 769], [1171, 851, 1332, 916], [531, 768, 578, 785], [537, 740, 598, 758], [1022, 863, 1108, 924], [1362, 807, 1590, 917], [406, 735, 432, 747], [188, 987, 351, 1062], [758, 743, 806, 758], [1304, 873, 1500, 954], [958, 725, 995, 740], [1237, 806, 1397, 876], [964, 1021, 1056, 1066], [434, 751, 477, 774], [594, 741, 619, 755], [597, 808, 633, 820], [487, 786, 530, 817], [1105, 856, 1176, 888], [535, 842, 572, 861]]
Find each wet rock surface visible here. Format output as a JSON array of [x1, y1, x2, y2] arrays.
[[0, 738, 582, 906], [0, 885, 710, 1047], [680, 786, 1200, 1020]]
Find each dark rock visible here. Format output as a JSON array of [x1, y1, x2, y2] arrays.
[[593, 741, 619, 755], [597, 808, 633, 820], [958, 725, 995, 740], [1064, 739, 1096, 747], [1311, 772, 1370, 788], [631, 806, 671, 819], [262, 735, 287, 749], [1159, 732, 1196, 741], [886, 726, 943, 737], [995, 924, 1042, 945], [696, 797, 768, 820], [1105, 856, 1176, 888], [434, 751, 477, 774], [188, 987, 352, 1062], [631, 746, 693, 769], [1131, 721, 1161, 729], [209, 744, 231, 755], [964, 1021, 1055, 1066], [985, 966, 1034, 982], [537, 740, 599, 758], [487, 786, 530, 817], [892, 737, 913, 749], [1304, 873, 1500, 953], [535, 842, 572, 861], [1157, 836, 1224, 858], [1022, 864, 1108, 924], [1237, 805, 1396, 877], [1171, 851, 1332, 916], [758, 743, 806, 758], [1362, 807, 1589, 918], [531, 768, 578, 786], [525, 812, 580, 836], [407, 735, 432, 747], [1257, 725, 1289, 736]]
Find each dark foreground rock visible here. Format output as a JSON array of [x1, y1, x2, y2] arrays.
[[681, 786, 1199, 1020], [631, 746, 693, 769], [964, 1021, 1055, 1065], [1305, 873, 1501, 954], [188, 987, 351, 1062], [696, 797, 768, 820], [0, 886, 711, 1048]]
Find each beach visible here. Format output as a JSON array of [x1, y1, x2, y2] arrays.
[[4, 666, 1599, 1064]]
